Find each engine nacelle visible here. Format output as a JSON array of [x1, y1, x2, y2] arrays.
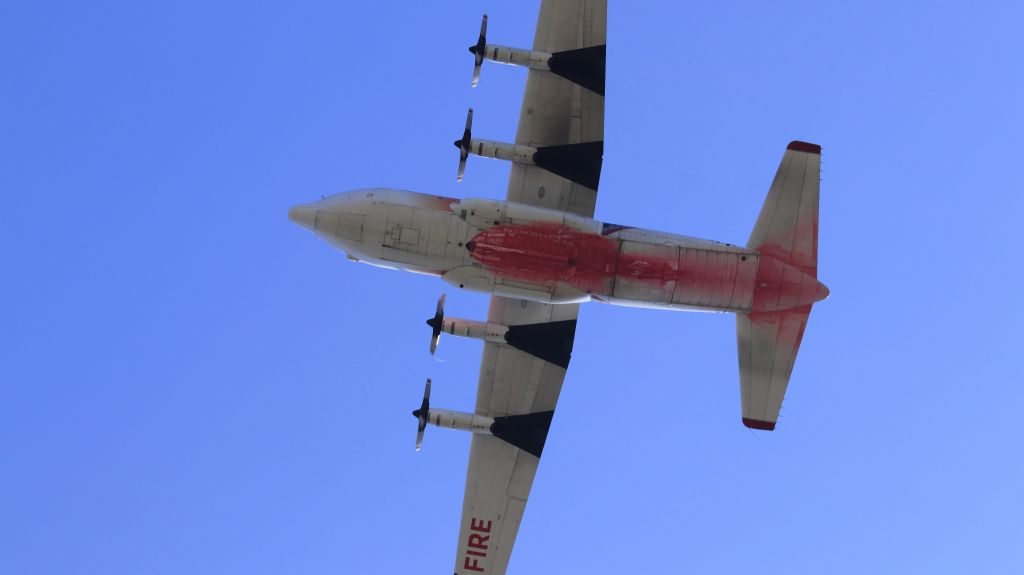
[[441, 317, 509, 344], [426, 295, 575, 368], [425, 408, 495, 434], [421, 407, 555, 457], [482, 44, 552, 69], [449, 198, 600, 233], [467, 14, 605, 95], [451, 107, 602, 189], [466, 138, 537, 164]]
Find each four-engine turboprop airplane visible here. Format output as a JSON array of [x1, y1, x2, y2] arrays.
[[289, 1, 828, 573]]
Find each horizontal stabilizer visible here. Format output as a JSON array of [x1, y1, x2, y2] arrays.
[[737, 141, 825, 430], [737, 309, 810, 430], [748, 141, 821, 275]]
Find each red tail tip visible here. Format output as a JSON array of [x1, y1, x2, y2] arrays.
[[787, 141, 821, 154], [742, 418, 777, 431]]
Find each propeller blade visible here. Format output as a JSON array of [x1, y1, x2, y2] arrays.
[[456, 109, 472, 181], [428, 294, 445, 354], [470, 14, 487, 85], [414, 378, 431, 451]]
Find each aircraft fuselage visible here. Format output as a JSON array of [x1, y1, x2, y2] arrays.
[[289, 189, 826, 313]]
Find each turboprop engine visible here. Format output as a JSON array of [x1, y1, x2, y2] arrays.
[[425, 294, 576, 368], [411, 377, 495, 452], [453, 108, 535, 182], [426, 294, 509, 357], [451, 107, 603, 190], [466, 13, 606, 96], [410, 377, 554, 457]]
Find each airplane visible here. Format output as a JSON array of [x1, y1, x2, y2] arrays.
[[288, 1, 828, 573]]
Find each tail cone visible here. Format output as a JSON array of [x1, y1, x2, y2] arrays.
[[815, 280, 830, 302]]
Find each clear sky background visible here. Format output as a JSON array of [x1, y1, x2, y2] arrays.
[[2, 1, 1023, 573]]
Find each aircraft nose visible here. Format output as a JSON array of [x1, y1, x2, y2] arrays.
[[288, 203, 317, 231]]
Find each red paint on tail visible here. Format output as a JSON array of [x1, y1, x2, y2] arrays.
[[750, 241, 830, 313]]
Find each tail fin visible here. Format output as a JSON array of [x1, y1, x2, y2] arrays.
[[748, 140, 821, 274], [737, 141, 826, 430]]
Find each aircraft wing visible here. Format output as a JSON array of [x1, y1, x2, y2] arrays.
[[453, 299, 578, 575], [452, 2, 606, 573], [505, 0, 606, 218]]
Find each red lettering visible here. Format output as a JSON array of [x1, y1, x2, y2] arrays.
[[463, 556, 484, 572], [463, 517, 492, 573], [468, 533, 489, 549]]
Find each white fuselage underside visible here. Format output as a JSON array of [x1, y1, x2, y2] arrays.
[[292, 188, 767, 312]]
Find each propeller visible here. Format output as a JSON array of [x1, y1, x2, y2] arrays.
[[412, 378, 431, 451], [426, 294, 446, 355], [454, 108, 473, 181], [469, 14, 488, 87]]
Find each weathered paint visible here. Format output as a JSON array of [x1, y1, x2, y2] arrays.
[[750, 243, 830, 314], [466, 222, 760, 311], [467, 222, 621, 293], [290, 190, 825, 314]]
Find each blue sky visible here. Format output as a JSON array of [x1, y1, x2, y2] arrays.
[[2, 1, 1023, 573]]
